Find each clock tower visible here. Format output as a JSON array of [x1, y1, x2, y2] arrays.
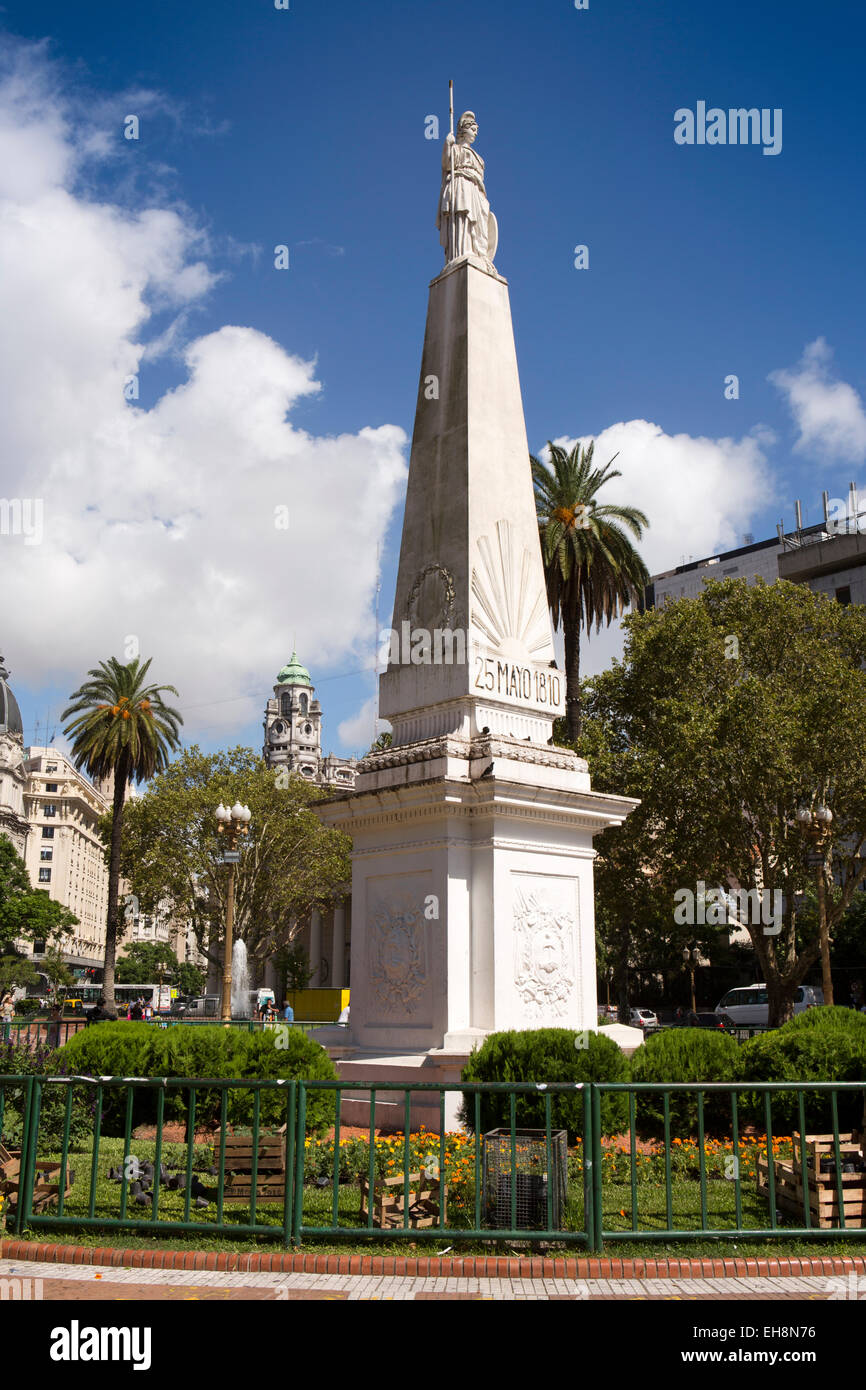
[[263, 652, 356, 790]]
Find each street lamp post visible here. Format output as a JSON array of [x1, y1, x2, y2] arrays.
[[215, 801, 251, 1024], [683, 946, 700, 1013], [796, 800, 834, 1006]]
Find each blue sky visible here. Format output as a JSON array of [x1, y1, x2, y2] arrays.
[[1, 0, 864, 761]]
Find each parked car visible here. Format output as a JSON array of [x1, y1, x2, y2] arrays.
[[629, 1008, 659, 1030], [714, 983, 823, 1027]]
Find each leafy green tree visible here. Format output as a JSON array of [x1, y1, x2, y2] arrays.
[[119, 747, 350, 988], [0, 954, 41, 996], [174, 961, 206, 997], [0, 834, 77, 951], [62, 656, 183, 1018], [581, 578, 866, 1026], [115, 942, 177, 985], [532, 440, 649, 741]]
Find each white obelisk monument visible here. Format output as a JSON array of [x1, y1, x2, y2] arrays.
[[316, 102, 637, 1128]]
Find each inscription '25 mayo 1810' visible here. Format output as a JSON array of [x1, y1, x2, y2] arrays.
[[473, 655, 562, 709]]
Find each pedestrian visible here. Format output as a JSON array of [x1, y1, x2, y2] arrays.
[[283, 1000, 294, 1023], [47, 1002, 62, 1049], [0, 992, 14, 1026], [86, 996, 110, 1025]]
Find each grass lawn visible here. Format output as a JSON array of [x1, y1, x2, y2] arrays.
[[7, 1135, 865, 1259]]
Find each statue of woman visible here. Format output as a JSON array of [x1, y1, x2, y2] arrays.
[[437, 111, 498, 265]]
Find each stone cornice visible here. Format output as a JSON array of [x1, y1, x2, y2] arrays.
[[356, 731, 588, 776]]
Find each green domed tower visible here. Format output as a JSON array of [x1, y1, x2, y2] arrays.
[[263, 652, 356, 790]]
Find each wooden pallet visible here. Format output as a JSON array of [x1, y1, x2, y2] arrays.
[[757, 1132, 866, 1229], [221, 1131, 286, 1173], [0, 1151, 75, 1214], [218, 1128, 288, 1204], [359, 1171, 447, 1229]]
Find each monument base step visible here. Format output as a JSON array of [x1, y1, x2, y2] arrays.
[[333, 1050, 472, 1133]]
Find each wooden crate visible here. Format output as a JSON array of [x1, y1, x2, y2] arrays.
[[0, 1152, 75, 1214], [359, 1170, 447, 1229], [757, 1132, 866, 1229], [221, 1171, 289, 1205], [221, 1132, 286, 1173], [218, 1128, 287, 1204]]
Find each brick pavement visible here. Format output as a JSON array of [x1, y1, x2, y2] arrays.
[[0, 1257, 844, 1301]]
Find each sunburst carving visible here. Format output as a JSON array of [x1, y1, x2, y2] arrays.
[[470, 519, 552, 660]]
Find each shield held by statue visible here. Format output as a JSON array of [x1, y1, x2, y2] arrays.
[[487, 210, 498, 262]]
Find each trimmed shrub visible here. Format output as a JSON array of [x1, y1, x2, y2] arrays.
[[54, 1023, 338, 1137], [739, 1006, 866, 1135], [459, 1028, 630, 1140], [630, 1028, 743, 1138]]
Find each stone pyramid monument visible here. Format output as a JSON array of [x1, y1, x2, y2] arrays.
[[316, 106, 636, 1127]]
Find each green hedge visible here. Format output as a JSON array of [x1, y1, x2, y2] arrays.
[[739, 1006, 866, 1134], [53, 1023, 338, 1137], [630, 1028, 743, 1137], [459, 1028, 630, 1140]]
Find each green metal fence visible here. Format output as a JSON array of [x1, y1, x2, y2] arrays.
[[1, 1074, 864, 1251]]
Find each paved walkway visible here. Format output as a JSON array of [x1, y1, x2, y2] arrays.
[[0, 1257, 846, 1301]]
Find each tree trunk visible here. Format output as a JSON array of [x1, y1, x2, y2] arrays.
[[564, 608, 582, 744], [614, 936, 630, 1024], [765, 974, 797, 1029], [103, 752, 131, 1020], [817, 867, 834, 1005]]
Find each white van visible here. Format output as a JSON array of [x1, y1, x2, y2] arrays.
[[715, 983, 823, 1027]]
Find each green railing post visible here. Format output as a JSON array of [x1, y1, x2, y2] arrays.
[[282, 1081, 296, 1249], [15, 1076, 40, 1235], [292, 1082, 307, 1246], [590, 1083, 603, 1254]]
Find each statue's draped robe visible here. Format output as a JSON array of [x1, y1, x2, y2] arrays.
[[437, 138, 490, 259]]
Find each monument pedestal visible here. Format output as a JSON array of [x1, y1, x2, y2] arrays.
[[317, 732, 636, 1131]]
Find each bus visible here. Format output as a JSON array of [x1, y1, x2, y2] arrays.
[[57, 983, 175, 1015], [115, 985, 174, 1015]]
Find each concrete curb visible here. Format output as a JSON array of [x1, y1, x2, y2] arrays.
[[3, 1239, 866, 1280]]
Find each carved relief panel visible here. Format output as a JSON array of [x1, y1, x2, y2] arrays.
[[511, 874, 581, 1021]]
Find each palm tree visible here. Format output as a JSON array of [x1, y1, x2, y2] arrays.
[[532, 440, 650, 743], [62, 657, 182, 1018]]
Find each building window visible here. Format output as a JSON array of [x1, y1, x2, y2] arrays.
[[304, 723, 313, 735], [38, 867, 51, 882], [280, 693, 291, 716], [40, 849, 52, 861], [44, 803, 56, 818], [42, 827, 54, 839], [46, 764, 57, 772], [836, 586, 851, 605], [45, 782, 59, 792], [33, 940, 46, 956], [299, 694, 308, 714]]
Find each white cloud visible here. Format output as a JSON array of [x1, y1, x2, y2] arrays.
[[769, 338, 866, 463], [546, 420, 772, 577], [0, 42, 407, 739], [337, 694, 385, 755]]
